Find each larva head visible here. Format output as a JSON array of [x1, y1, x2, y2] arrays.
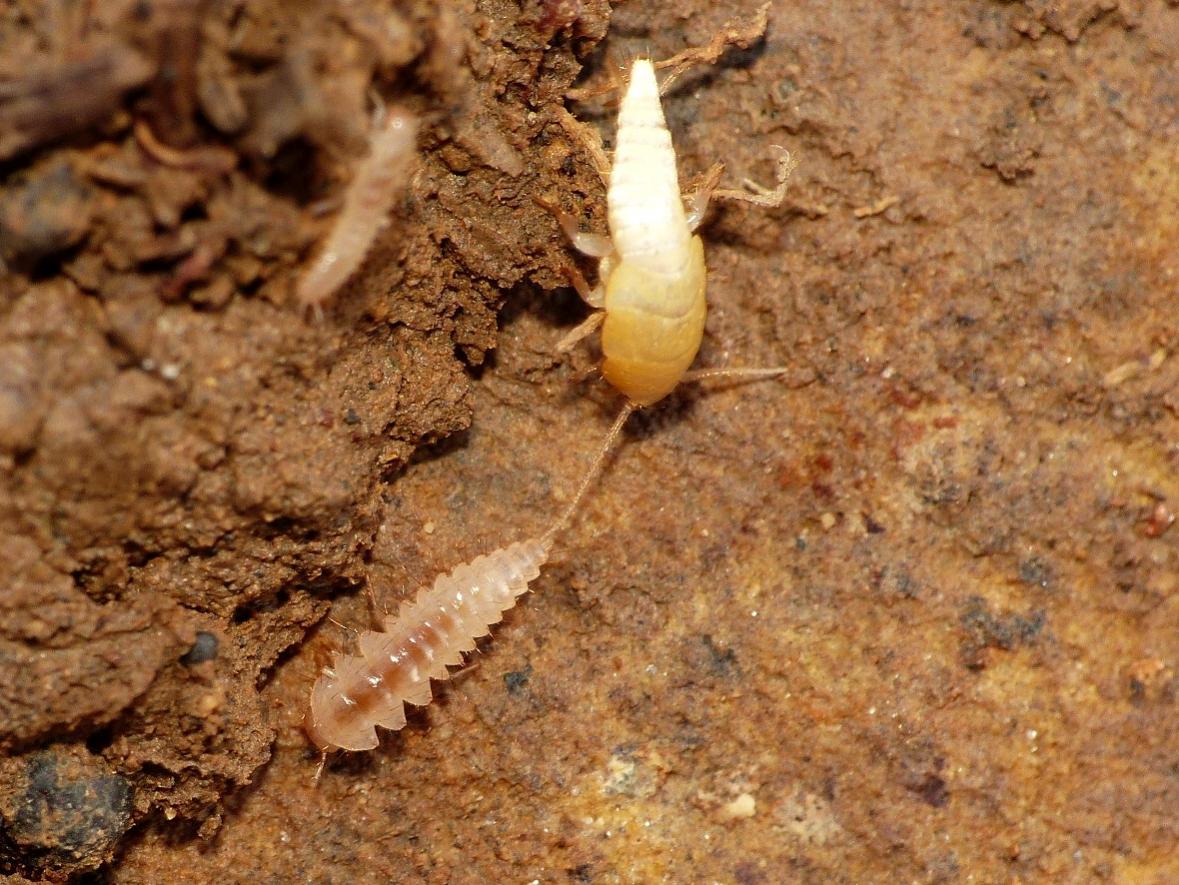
[[623, 58, 660, 109], [305, 655, 381, 752]]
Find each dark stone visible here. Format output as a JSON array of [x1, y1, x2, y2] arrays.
[[1, 748, 132, 877], [180, 631, 219, 665], [0, 160, 93, 266], [503, 664, 532, 695]]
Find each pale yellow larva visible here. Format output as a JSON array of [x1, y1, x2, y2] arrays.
[[553, 57, 794, 408], [599, 59, 708, 407]]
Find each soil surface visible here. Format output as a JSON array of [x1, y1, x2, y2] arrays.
[[1, 0, 1177, 882]]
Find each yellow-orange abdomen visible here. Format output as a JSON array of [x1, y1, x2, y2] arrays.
[[600, 235, 707, 406]]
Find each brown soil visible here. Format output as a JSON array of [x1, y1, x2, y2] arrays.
[[1, 0, 1177, 882]]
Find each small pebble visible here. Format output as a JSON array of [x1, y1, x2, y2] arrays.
[[1, 748, 132, 876], [0, 159, 93, 265], [718, 792, 757, 821], [180, 631, 219, 666]]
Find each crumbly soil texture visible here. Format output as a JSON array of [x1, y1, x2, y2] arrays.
[[1, 0, 1177, 882]]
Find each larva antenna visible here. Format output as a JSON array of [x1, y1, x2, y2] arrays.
[[542, 401, 636, 546], [653, 2, 770, 95], [312, 748, 330, 786]]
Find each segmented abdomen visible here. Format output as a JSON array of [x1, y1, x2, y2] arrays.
[[607, 59, 693, 275], [600, 60, 708, 406], [306, 537, 552, 752]]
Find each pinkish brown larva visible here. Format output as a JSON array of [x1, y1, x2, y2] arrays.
[[295, 106, 418, 313], [306, 537, 552, 753]]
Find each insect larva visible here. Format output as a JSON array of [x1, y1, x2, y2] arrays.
[[305, 406, 630, 762], [305, 15, 795, 771], [305, 537, 552, 753], [295, 106, 418, 314], [600, 57, 709, 406], [533, 30, 801, 565], [550, 55, 797, 408]]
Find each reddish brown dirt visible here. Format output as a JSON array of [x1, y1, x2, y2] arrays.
[[1, 0, 1177, 882]]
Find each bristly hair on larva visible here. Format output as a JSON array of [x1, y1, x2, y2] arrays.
[[305, 405, 632, 774], [295, 106, 418, 315]]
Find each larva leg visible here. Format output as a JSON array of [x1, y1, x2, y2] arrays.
[[534, 195, 608, 307], [682, 367, 787, 383], [548, 203, 613, 259], [364, 583, 388, 627], [558, 257, 605, 310], [313, 750, 330, 785], [711, 146, 797, 208], [685, 163, 726, 232], [556, 310, 605, 353], [686, 147, 797, 232], [534, 194, 613, 261], [682, 366, 816, 392], [568, 229, 613, 259]]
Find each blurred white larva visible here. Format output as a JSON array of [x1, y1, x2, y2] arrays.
[[295, 107, 419, 313]]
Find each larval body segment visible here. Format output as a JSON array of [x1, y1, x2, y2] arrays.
[[295, 108, 419, 312]]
